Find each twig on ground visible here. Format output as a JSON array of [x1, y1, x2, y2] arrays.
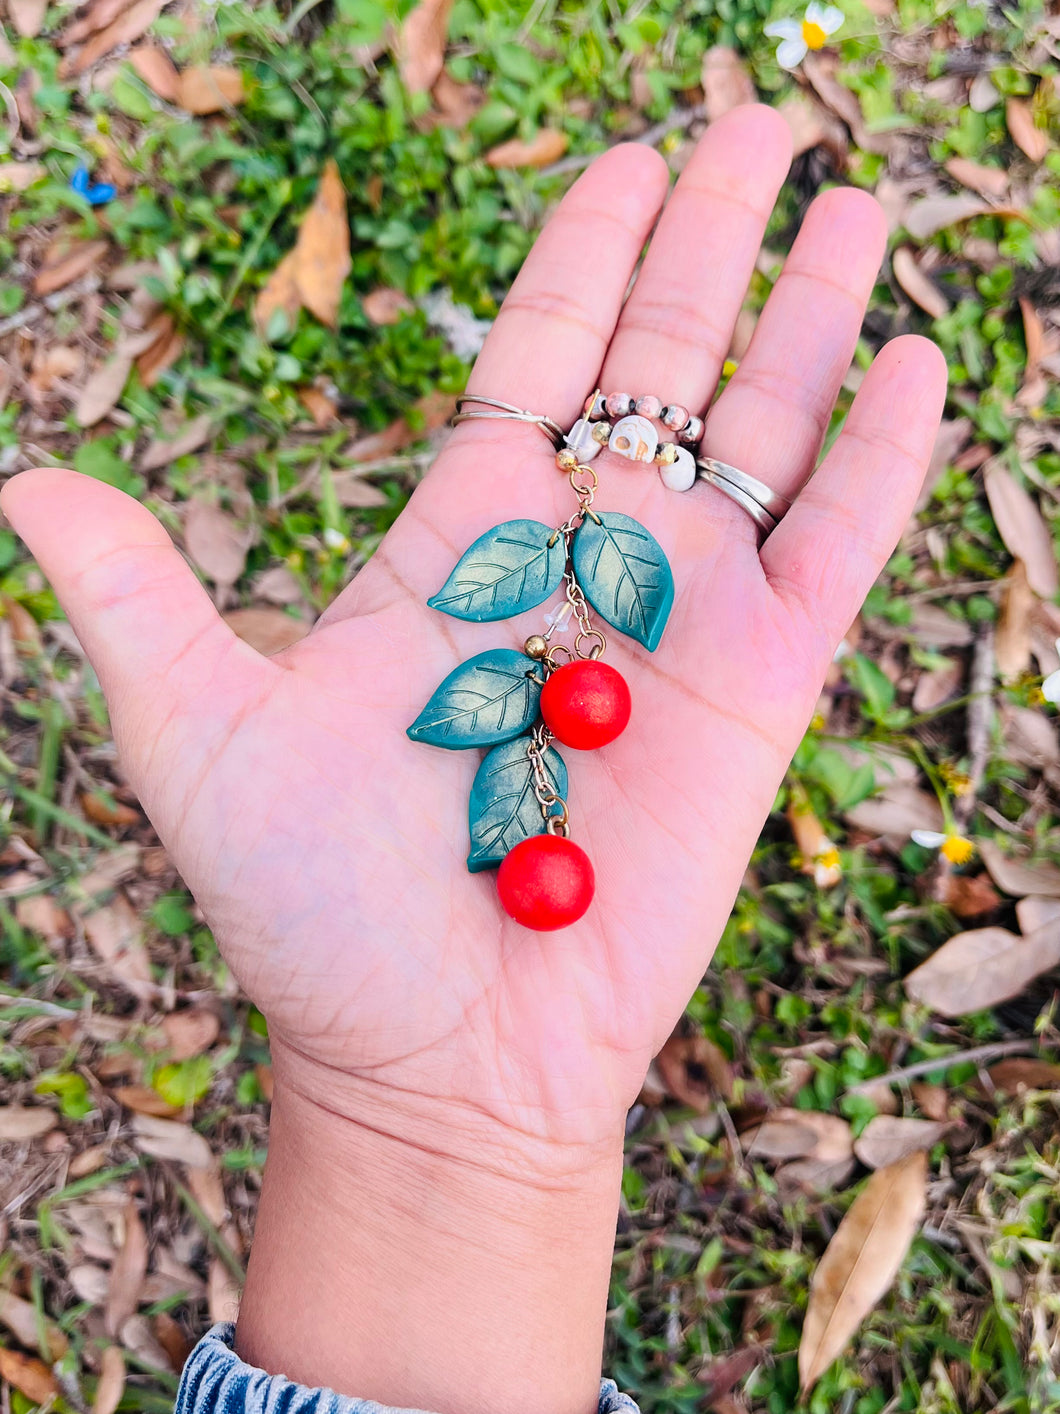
[[846, 1039, 1036, 1092]]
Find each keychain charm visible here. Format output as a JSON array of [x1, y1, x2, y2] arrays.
[[408, 393, 675, 930]]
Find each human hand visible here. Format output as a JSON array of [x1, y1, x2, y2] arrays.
[[2, 106, 945, 1413]]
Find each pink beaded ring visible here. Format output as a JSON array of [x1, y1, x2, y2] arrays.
[[563, 390, 704, 493]]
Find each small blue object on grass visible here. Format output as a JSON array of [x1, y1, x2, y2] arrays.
[[70, 164, 116, 207]]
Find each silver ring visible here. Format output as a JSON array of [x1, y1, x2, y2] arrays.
[[695, 457, 793, 542], [453, 395, 564, 447]]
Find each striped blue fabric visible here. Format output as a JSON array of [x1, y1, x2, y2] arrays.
[[176, 1325, 642, 1414]]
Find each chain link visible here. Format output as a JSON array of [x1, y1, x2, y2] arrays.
[[526, 723, 570, 837]]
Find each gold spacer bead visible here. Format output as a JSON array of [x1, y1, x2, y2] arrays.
[[555, 448, 579, 471], [524, 635, 549, 659], [655, 441, 677, 465]]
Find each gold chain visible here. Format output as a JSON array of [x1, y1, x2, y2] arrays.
[[526, 723, 570, 837]]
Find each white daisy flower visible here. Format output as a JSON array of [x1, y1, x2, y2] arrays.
[[911, 830, 976, 866], [1042, 638, 1060, 703], [765, 2, 845, 69]]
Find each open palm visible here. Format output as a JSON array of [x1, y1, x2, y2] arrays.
[[3, 107, 945, 1171]]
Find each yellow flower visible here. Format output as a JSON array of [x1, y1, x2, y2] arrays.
[[813, 844, 843, 889], [765, 3, 844, 68], [911, 830, 975, 866]]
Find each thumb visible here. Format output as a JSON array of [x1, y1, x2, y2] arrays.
[[0, 468, 249, 774]]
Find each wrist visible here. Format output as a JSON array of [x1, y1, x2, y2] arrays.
[[237, 1057, 624, 1414]]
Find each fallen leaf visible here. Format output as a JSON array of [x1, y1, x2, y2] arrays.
[[254, 251, 301, 339], [801, 52, 888, 153], [911, 1082, 949, 1122], [798, 1152, 927, 1393], [184, 500, 252, 588], [968, 71, 998, 113], [254, 565, 303, 604], [14, 891, 72, 941], [911, 658, 963, 713], [177, 65, 245, 114], [76, 352, 134, 428], [135, 314, 183, 387], [983, 460, 1059, 599], [83, 895, 153, 993], [944, 156, 1010, 199], [152, 1311, 192, 1372], [119, 1314, 170, 1372], [845, 782, 944, 841], [7, 0, 46, 35], [114, 1085, 182, 1118], [892, 246, 948, 318], [701, 46, 755, 123], [938, 870, 1002, 920], [131, 1113, 213, 1167], [128, 43, 179, 101], [486, 129, 569, 168], [987, 1057, 1060, 1092], [362, 287, 414, 326], [903, 192, 993, 241], [1016, 895, 1060, 934], [345, 390, 456, 462], [105, 1200, 148, 1337], [427, 69, 483, 128], [138, 413, 214, 470], [980, 839, 1060, 898], [289, 159, 351, 330], [63, 0, 139, 44], [904, 923, 1060, 1017], [33, 238, 109, 296], [30, 343, 83, 392], [853, 1116, 951, 1169], [81, 791, 140, 827], [655, 1032, 733, 1110], [0, 159, 45, 191], [0, 1105, 57, 1140], [1006, 97, 1049, 162], [255, 1063, 274, 1101], [162, 1008, 220, 1060], [995, 559, 1036, 682], [63, 0, 167, 75], [0, 1348, 58, 1404], [296, 386, 338, 426], [1018, 296, 1048, 408], [185, 1161, 226, 1225], [908, 601, 974, 648], [223, 607, 309, 655], [331, 470, 389, 508], [0, 1292, 67, 1360], [398, 0, 453, 93], [69, 1145, 109, 1178], [94, 1345, 126, 1414], [777, 92, 847, 160], [745, 1109, 852, 1163]]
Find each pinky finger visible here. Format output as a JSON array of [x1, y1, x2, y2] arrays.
[[759, 335, 947, 646]]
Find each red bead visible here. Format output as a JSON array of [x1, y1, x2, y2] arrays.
[[540, 660, 631, 750], [497, 835, 595, 930]]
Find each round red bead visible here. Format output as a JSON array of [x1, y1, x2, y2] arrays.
[[540, 660, 631, 750], [497, 835, 595, 931]]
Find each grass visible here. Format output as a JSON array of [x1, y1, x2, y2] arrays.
[[1, 0, 1060, 1410]]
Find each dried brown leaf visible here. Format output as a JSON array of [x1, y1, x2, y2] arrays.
[[0, 1347, 58, 1404], [331, 470, 389, 508], [345, 390, 456, 461], [362, 287, 414, 326], [7, 0, 46, 35], [904, 923, 1060, 1017], [128, 43, 178, 101], [995, 559, 1036, 682], [982, 461, 1058, 599], [290, 159, 351, 329], [801, 52, 887, 153], [138, 413, 214, 470], [0, 1108, 56, 1142], [911, 1082, 949, 1122], [63, 0, 137, 45], [1016, 895, 1060, 934], [745, 1109, 852, 1163], [944, 156, 1010, 199], [0, 1292, 66, 1359], [14, 892, 72, 941], [980, 839, 1060, 898], [161, 1008, 220, 1061], [131, 1113, 213, 1167], [254, 565, 303, 604], [254, 251, 301, 340], [701, 45, 755, 123], [105, 1200, 148, 1337], [94, 1345, 126, 1414], [799, 1152, 927, 1392], [911, 658, 963, 713], [64, 0, 168, 75], [903, 192, 993, 241], [33, 238, 109, 295], [1006, 97, 1049, 163], [777, 93, 847, 160], [114, 1085, 182, 1118], [398, 0, 453, 93], [486, 129, 568, 168], [853, 1116, 950, 1170], [70, 1145, 109, 1178], [845, 782, 944, 841], [426, 69, 483, 128], [938, 870, 1001, 920], [296, 385, 338, 426], [0, 159, 45, 191], [655, 1033, 733, 1109], [152, 1311, 192, 1372], [135, 315, 183, 387], [892, 246, 948, 318], [185, 1162, 227, 1225], [76, 353, 134, 428], [223, 607, 309, 656], [184, 500, 251, 587], [987, 1057, 1060, 1092], [177, 65, 245, 114], [82, 894, 152, 992]]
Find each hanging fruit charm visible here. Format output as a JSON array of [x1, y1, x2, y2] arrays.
[[407, 398, 675, 929]]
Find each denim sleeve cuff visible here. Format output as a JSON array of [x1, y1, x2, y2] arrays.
[[176, 1324, 642, 1414]]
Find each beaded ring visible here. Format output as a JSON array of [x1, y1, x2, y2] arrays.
[[563, 389, 704, 492]]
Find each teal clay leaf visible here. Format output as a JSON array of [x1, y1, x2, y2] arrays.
[[427, 520, 565, 622], [572, 511, 674, 652], [467, 737, 568, 874], [407, 650, 543, 749]]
